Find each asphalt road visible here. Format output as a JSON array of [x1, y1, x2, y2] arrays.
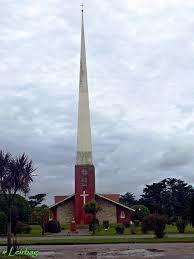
[[1, 243, 194, 258]]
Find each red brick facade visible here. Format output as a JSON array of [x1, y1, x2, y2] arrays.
[[75, 165, 95, 224], [50, 166, 133, 225]]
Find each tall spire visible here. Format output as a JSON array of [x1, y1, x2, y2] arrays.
[[76, 9, 93, 165]]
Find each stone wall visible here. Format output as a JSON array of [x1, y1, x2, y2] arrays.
[[57, 197, 74, 225], [96, 196, 117, 224]]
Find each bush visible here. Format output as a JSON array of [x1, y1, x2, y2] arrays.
[[191, 195, 194, 228], [123, 221, 130, 228], [154, 215, 167, 238], [103, 220, 109, 229], [133, 220, 140, 227], [15, 221, 31, 234], [45, 220, 61, 233], [0, 211, 7, 235], [115, 224, 125, 234], [176, 217, 187, 233], [89, 219, 99, 233], [142, 214, 167, 238]]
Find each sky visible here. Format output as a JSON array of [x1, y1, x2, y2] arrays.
[[1, 0, 194, 205]]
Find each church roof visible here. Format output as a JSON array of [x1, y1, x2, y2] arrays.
[[95, 194, 135, 211], [54, 195, 69, 204], [50, 193, 134, 211], [99, 194, 120, 203], [50, 194, 75, 209]]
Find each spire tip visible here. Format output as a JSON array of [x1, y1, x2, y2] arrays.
[[81, 3, 84, 12]]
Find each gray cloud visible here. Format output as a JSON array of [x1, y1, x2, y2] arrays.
[[1, 0, 194, 204]]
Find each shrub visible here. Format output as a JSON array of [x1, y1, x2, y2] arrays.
[[142, 214, 167, 238], [123, 221, 130, 228], [15, 221, 31, 234], [191, 195, 194, 228], [131, 205, 150, 221], [0, 211, 7, 235], [115, 224, 125, 234], [89, 219, 99, 233], [103, 220, 109, 229], [176, 217, 187, 233], [141, 215, 153, 234], [45, 220, 61, 233], [133, 220, 140, 227], [154, 215, 167, 238]]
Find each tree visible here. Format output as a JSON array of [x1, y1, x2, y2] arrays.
[[191, 194, 194, 228], [28, 194, 46, 209], [139, 181, 166, 214], [140, 178, 194, 221], [131, 205, 150, 221], [31, 205, 49, 235], [0, 211, 7, 235], [120, 192, 136, 207], [0, 194, 31, 223], [0, 151, 35, 253], [84, 200, 101, 234]]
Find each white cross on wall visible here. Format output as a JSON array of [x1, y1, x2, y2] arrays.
[[80, 190, 89, 205]]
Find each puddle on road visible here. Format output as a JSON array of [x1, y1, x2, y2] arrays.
[[39, 248, 164, 258], [79, 249, 164, 258], [39, 251, 64, 257]]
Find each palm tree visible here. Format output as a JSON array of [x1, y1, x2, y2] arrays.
[[0, 151, 35, 253], [84, 200, 101, 234]]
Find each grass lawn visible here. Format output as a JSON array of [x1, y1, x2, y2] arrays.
[[17, 224, 89, 237], [17, 225, 42, 237], [95, 224, 194, 235], [0, 236, 194, 246], [13, 223, 194, 237], [166, 224, 194, 233]]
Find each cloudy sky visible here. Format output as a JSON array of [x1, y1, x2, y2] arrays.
[[1, 0, 194, 204]]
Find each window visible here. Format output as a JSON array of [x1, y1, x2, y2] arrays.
[[81, 177, 88, 187], [120, 211, 125, 219], [81, 168, 88, 176], [81, 169, 88, 186]]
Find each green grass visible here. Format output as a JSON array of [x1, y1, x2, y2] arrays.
[[166, 224, 194, 233], [61, 224, 70, 230], [17, 225, 42, 237], [95, 224, 194, 235], [0, 236, 194, 246], [96, 224, 146, 235], [61, 224, 88, 230], [5, 223, 194, 238], [17, 224, 89, 237]]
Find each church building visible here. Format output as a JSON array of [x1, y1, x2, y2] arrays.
[[50, 9, 133, 225]]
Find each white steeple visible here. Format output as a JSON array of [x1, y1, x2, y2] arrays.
[[76, 9, 93, 165]]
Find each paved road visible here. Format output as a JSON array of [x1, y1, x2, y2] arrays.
[[1, 243, 194, 258], [0, 233, 194, 241]]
